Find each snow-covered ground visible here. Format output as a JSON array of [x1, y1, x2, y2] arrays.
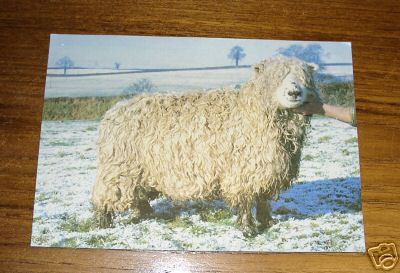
[[44, 68, 252, 98], [31, 117, 365, 252], [44, 66, 352, 98], [47, 68, 140, 75]]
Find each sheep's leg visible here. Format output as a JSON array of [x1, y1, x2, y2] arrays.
[[236, 201, 257, 237], [96, 207, 113, 228], [256, 196, 276, 230], [131, 199, 153, 220], [129, 187, 154, 221]]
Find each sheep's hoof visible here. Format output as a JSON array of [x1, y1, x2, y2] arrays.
[[98, 211, 113, 228], [131, 201, 154, 219], [258, 218, 278, 231], [139, 201, 154, 216], [241, 225, 258, 238]]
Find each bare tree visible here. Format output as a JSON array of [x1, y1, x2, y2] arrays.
[[114, 62, 121, 70], [56, 56, 74, 75], [123, 78, 155, 96], [228, 46, 246, 67]]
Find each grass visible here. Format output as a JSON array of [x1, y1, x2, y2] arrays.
[[345, 137, 358, 144], [32, 233, 49, 245], [42, 95, 126, 120], [311, 232, 320, 238], [42, 80, 354, 120], [323, 228, 340, 236], [284, 197, 295, 203], [167, 216, 193, 229], [303, 154, 314, 161], [318, 136, 332, 143], [190, 225, 209, 235], [35, 192, 49, 202], [173, 240, 193, 250], [48, 140, 73, 146], [199, 208, 232, 223], [57, 150, 68, 157], [317, 80, 355, 107], [51, 237, 80, 248], [85, 234, 116, 248], [60, 214, 96, 232], [85, 125, 98, 131], [342, 149, 350, 156], [296, 234, 308, 240], [275, 206, 297, 215]]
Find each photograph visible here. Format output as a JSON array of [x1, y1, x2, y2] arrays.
[[31, 34, 365, 252]]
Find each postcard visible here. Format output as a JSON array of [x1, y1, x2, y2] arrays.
[[31, 34, 365, 252]]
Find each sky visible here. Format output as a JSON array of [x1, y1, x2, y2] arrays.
[[48, 34, 352, 69]]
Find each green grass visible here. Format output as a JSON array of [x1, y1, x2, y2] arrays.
[[85, 234, 116, 248], [167, 216, 193, 229], [275, 206, 297, 215], [85, 125, 98, 131], [57, 150, 68, 157], [284, 197, 295, 203], [49, 140, 73, 146], [42, 95, 126, 120], [317, 80, 355, 107], [318, 136, 332, 143], [35, 192, 49, 202], [345, 137, 358, 144], [199, 208, 232, 223], [311, 232, 320, 238], [42, 80, 354, 120], [342, 149, 350, 156], [173, 240, 193, 250], [303, 154, 314, 161], [296, 234, 308, 240], [323, 228, 340, 236], [60, 214, 96, 232], [190, 225, 209, 235], [32, 233, 49, 245], [51, 237, 80, 248]]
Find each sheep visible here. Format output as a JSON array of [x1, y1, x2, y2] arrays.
[[91, 55, 319, 237]]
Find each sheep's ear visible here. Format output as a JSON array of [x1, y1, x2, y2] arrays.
[[307, 62, 319, 71], [252, 63, 264, 74]]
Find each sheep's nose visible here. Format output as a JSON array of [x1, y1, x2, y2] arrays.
[[288, 90, 301, 98]]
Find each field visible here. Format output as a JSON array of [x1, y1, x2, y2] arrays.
[[44, 68, 251, 98], [31, 117, 365, 252], [44, 66, 352, 98]]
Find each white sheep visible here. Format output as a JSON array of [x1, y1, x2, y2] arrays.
[[92, 55, 318, 236]]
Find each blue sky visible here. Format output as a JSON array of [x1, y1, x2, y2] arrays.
[[48, 34, 352, 69]]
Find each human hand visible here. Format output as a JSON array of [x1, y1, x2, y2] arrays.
[[292, 91, 324, 116]]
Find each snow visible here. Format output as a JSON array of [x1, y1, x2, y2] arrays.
[[31, 117, 365, 252], [322, 65, 353, 77], [44, 68, 252, 98], [47, 68, 139, 75], [44, 66, 352, 98]]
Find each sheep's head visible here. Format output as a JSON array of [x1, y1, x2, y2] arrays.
[[251, 55, 319, 110]]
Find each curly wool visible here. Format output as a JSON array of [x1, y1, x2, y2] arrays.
[[92, 55, 315, 216]]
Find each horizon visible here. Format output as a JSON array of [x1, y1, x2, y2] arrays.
[[48, 35, 353, 69]]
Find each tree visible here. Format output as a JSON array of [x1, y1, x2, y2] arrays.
[[228, 46, 246, 67], [277, 43, 324, 65], [56, 56, 74, 75], [123, 78, 155, 96], [114, 62, 121, 70]]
